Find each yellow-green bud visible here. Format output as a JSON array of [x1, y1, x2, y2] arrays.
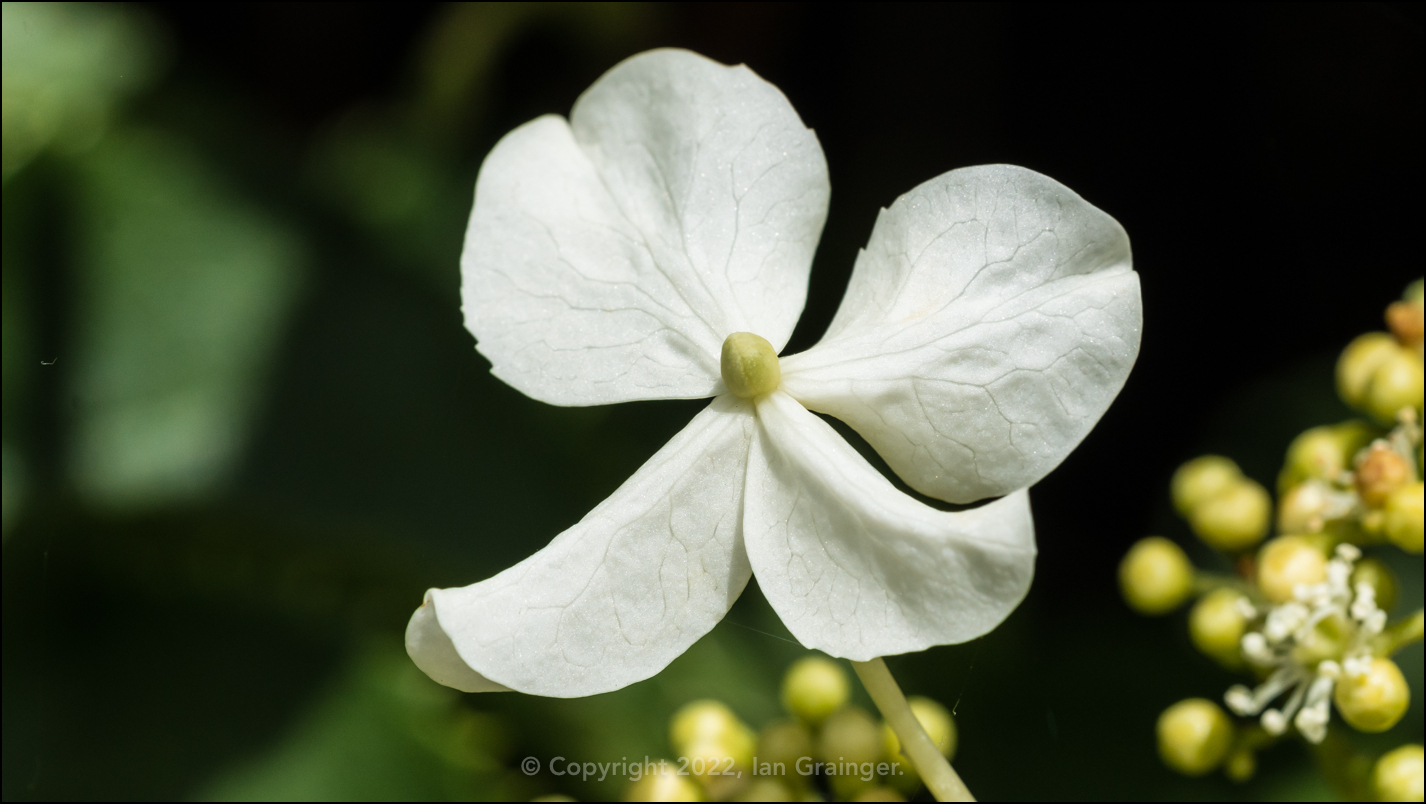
[[1373, 744, 1424, 802], [1189, 479, 1272, 551], [1384, 481, 1425, 554], [754, 720, 812, 782], [532, 796, 577, 803], [1335, 658, 1411, 733], [1157, 699, 1234, 776], [1278, 482, 1331, 533], [1352, 558, 1400, 613], [881, 696, 956, 763], [1172, 456, 1242, 518], [735, 780, 795, 802], [1224, 749, 1256, 783], [818, 707, 883, 798], [721, 332, 781, 399], [1281, 422, 1374, 491], [1189, 588, 1249, 667], [781, 656, 850, 725], [1257, 535, 1329, 604], [1119, 537, 1195, 615], [879, 697, 956, 797], [625, 761, 705, 802], [1339, 333, 1402, 408], [818, 707, 883, 765], [1365, 349, 1425, 425], [670, 700, 746, 756]]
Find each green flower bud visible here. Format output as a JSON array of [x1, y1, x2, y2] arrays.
[[1119, 537, 1195, 615], [721, 332, 781, 399], [1278, 482, 1331, 533], [1339, 333, 1401, 409], [1172, 456, 1242, 518], [625, 761, 705, 802], [670, 700, 746, 756], [1365, 350, 1425, 425], [818, 707, 883, 798], [1189, 588, 1249, 668], [1352, 558, 1400, 613], [781, 656, 850, 725], [1157, 699, 1234, 776], [880, 697, 956, 797], [1257, 535, 1329, 604], [1384, 482, 1425, 554], [1373, 744, 1424, 803], [1188, 479, 1272, 552], [1280, 422, 1374, 491], [1224, 749, 1256, 783], [754, 720, 813, 782], [1336, 658, 1411, 733]]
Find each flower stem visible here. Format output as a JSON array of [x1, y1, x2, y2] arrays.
[[1372, 608, 1424, 657], [851, 658, 974, 802]]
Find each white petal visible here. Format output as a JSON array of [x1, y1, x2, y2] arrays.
[[744, 391, 1035, 661], [409, 396, 755, 697], [780, 165, 1141, 503], [463, 49, 829, 405]]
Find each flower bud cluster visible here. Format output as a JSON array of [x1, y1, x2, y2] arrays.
[[627, 655, 957, 802], [1126, 286, 1424, 794]]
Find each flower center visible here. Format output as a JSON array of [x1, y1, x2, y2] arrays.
[[721, 332, 781, 399]]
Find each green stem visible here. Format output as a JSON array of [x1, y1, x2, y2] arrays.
[[851, 658, 973, 802], [1372, 609, 1424, 657]]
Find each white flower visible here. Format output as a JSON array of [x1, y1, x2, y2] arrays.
[[406, 49, 1142, 697]]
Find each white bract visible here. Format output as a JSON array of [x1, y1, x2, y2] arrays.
[[407, 49, 1142, 697]]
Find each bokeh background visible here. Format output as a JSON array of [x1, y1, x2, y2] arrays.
[[3, 3, 1422, 800]]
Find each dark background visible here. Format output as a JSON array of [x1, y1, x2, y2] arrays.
[[4, 3, 1422, 801]]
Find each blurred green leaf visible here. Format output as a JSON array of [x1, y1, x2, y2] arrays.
[[2, 2, 164, 181], [68, 126, 306, 509]]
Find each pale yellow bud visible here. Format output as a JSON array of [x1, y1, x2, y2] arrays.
[[1373, 744, 1424, 802], [880, 696, 956, 763], [1280, 422, 1374, 491], [1189, 588, 1249, 667], [1119, 537, 1195, 615], [1384, 482, 1425, 554], [625, 762, 704, 802], [818, 707, 883, 799], [1224, 749, 1256, 782], [1339, 333, 1401, 408], [781, 656, 850, 725], [1335, 658, 1411, 733], [755, 720, 813, 782], [670, 700, 745, 756], [1257, 535, 1329, 604], [721, 332, 780, 399], [1157, 699, 1234, 776], [1278, 482, 1330, 533], [1172, 456, 1242, 518], [1365, 350, 1425, 425], [1189, 479, 1272, 552]]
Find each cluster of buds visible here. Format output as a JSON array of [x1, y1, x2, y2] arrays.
[[1120, 283, 1424, 801], [624, 656, 956, 802]]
